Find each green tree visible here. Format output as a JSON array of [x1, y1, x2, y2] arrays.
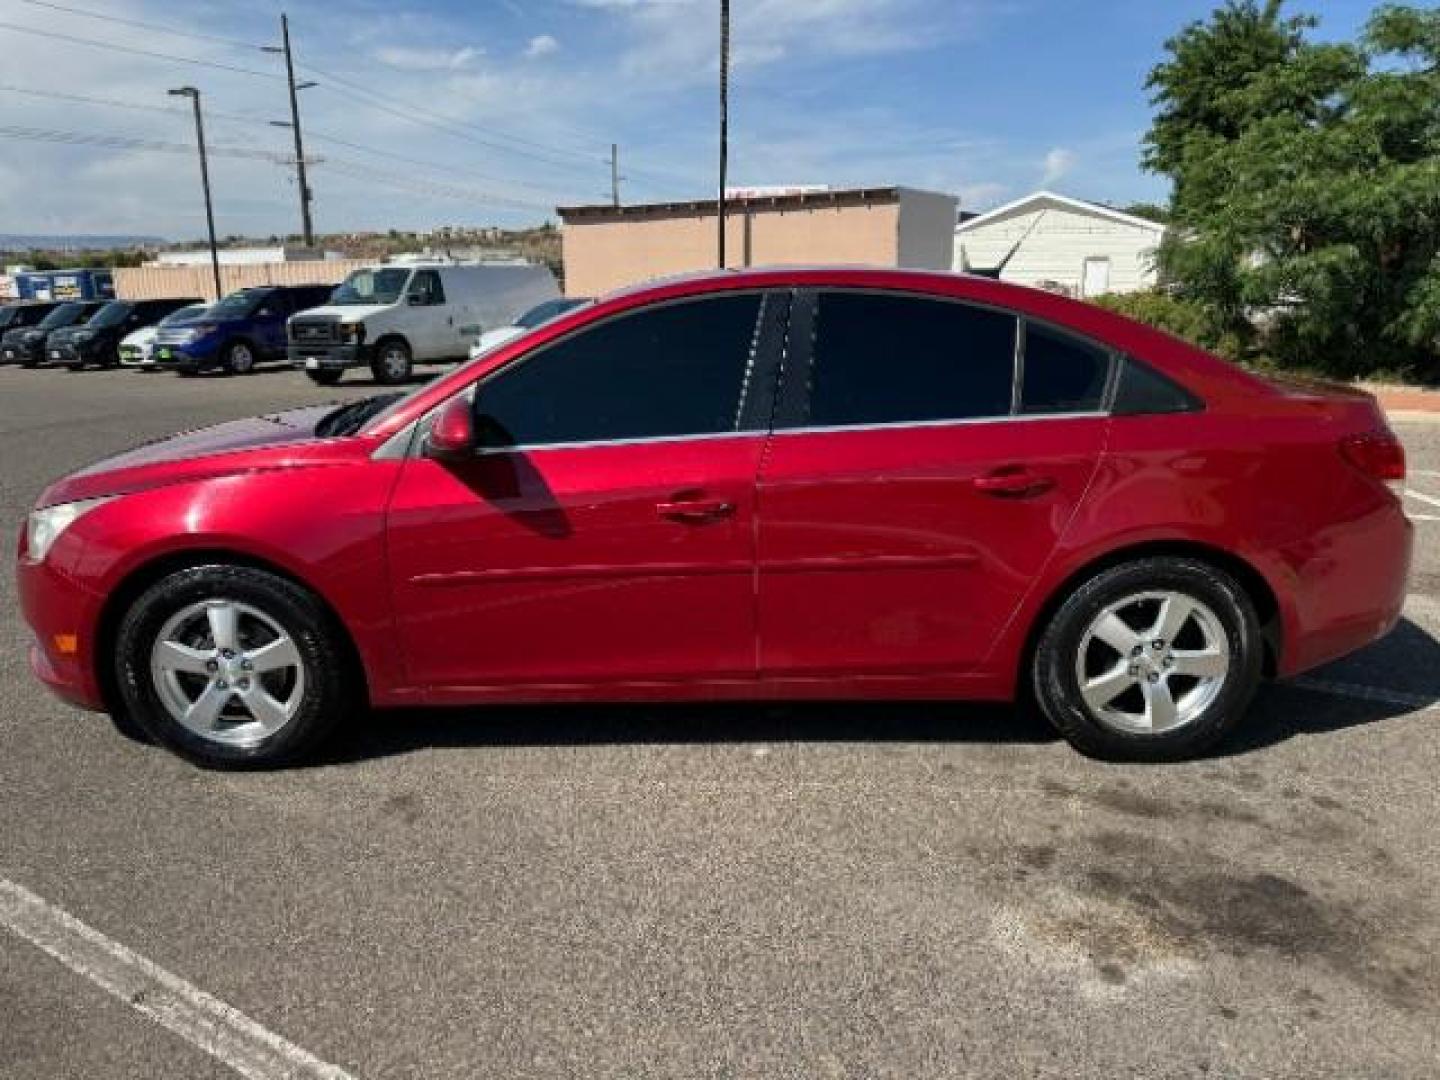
[[1145, 2, 1440, 378]]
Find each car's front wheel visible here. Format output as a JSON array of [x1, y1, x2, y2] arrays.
[[1032, 557, 1262, 761], [115, 565, 354, 768], [370, 339, 412, 385], [224, 341, 257, 375]]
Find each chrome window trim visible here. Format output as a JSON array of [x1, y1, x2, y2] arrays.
[[767, 411, 1108, 439]]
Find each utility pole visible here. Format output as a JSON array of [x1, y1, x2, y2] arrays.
[[717, 0, 730, 268], [264, 14, 316, 247], [168, 86, 222, 300], [609, 143, 621, 208]]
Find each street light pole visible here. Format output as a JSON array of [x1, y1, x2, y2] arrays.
[[265, 13, 315, 248], [169, 86, 222, 300], [717, 0, 730, 269]]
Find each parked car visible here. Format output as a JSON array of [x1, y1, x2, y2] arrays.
[[0, 302, 61, 360], [49, 297, 205, 370], [0, 300, 104, 367], [467, 296, 592, 360], [16, 268, 1411, 769], [119, 304, 210, 368], [287, 261, 559, 386], [152, 285, 335, 375]]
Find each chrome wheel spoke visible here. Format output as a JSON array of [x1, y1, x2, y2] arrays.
[[1081, 661, 1136, 711], [1152, 594, 1195, 645], [1170, 648, 1226, 679], [1092, 612, 1141, 655], [248, 636, 300, 674], [184, 680, 231, 730], [240, 686, 291, 734], [206, 602, 239, 652], [1142, 677, 1179, 731], [154, 640, 212, 675]]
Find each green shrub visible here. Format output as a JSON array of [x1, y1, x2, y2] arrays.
[[1089, 290, 1241, 359]]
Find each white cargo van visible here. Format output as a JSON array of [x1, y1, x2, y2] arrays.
[[287, 261, 559, 385]]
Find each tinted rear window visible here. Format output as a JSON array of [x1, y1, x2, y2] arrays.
[[1113, 356, 1201, 415], [1020, 323, 1112, 414], [804, 291, 1017, 427]]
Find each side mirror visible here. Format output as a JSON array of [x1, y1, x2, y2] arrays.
[[423, 396, 475, 461]]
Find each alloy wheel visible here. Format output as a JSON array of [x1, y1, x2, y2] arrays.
[[149, 599, 306, 748], [1073, 590, 1229, 735]]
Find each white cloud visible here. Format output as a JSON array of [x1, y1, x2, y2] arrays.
[[1041, 147, 1076, 187], [524, 34, 560, 59], [374, 45, 483, 71]]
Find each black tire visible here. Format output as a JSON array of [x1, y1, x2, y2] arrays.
[[370, 338, 412, 385], [223, 340, 257, 375], [66, 362, 86, 372], [1031, 557, 1262, 762], [114, 564, 355, 768], [307, 369, 343, 386]]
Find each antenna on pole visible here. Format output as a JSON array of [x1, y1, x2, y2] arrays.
[[717, 0, 729, 269]]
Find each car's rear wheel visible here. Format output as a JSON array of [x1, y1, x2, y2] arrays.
[[370, 339, 412, 385], [115, 565, 353, 768], [307, 369, 342, 386], [1032, 557, 1262, 761], [224, 341, 256, 375]]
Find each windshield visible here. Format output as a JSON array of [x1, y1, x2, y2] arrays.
[[210, 290, 267, 318], [314, 392, 406, 438], [38, 302, 84, 330], [160, 304, 208, 327], [331, 267, 411, 306], [89, 301, 134, 329], [515, 297, 589, 329]]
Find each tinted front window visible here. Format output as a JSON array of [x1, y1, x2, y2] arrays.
[[407, 271, 445, 305], [1020, 323, 1111, 414], [476, 294, 764, 447], [806, 292, 1017, 426]]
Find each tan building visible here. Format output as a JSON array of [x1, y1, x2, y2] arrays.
[[557, 186, 958, 298]]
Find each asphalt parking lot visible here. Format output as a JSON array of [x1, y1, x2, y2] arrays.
[[2, 363, 1438, 1079]]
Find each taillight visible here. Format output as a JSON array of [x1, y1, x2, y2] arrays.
[[1339, 430, 1406, 495]]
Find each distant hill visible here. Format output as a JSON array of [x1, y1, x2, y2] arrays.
[[0, 234, 167, 252]]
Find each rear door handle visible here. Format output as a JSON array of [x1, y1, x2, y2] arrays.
[[656, 498, 735, 522], [973, 468, 1056, 498]]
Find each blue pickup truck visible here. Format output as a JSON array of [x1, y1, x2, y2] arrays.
[[151, 284, 334, 374]]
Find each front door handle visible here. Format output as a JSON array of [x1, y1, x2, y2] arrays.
[[973, 467, 1056, 498], [656, 498, 735, 523]]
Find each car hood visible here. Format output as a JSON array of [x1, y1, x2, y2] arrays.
[[292, 304, 389, 324], [122, 326, 159, 348], [4, 327, 45, 343], [38, 404, 368, 508]]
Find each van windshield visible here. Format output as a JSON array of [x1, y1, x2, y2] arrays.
[[332, 268, 411, 306], [89, 301, 135, 328], [211, 290, 268, 318], [38, 303, 84, 330]]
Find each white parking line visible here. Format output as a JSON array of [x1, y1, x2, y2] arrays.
[[1405, 488, 1440, 511], [0, 878, 355, 1080], [1290, 677, 1440, 712]]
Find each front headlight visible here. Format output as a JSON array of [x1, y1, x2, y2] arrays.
[[25, 496, 115, 562]]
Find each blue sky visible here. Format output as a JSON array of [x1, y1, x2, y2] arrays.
[[0, 0, 1383, 240]]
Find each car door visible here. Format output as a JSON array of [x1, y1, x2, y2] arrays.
[[756, 289, 1112, 680], [253, 291, 291, 356], [385, 290, 788, 689], [404, 270, 452, 360]]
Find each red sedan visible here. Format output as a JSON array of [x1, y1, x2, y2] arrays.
[[16, 268, 1411, 767]]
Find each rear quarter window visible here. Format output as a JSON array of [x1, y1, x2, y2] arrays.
[[1112, 355, 1203, 415]]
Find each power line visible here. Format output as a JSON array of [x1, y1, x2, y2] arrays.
[[0, 22, 282, 80], [0, 123, 294, 162], [0, 84, 581, 205], [15, 0, 263, 51]]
